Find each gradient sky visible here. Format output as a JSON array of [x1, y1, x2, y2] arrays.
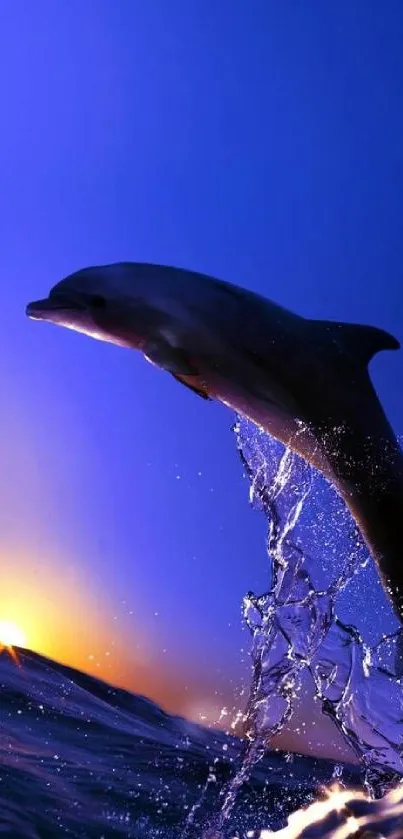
[[0, 1, 402, 760]]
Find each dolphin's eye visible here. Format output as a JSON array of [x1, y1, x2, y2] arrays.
[[90, 295, 106, 309]]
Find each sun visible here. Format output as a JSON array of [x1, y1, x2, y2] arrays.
[[0, 620, 26, 649]]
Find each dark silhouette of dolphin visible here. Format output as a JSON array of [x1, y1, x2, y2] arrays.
[[26, 263, 403, 621]]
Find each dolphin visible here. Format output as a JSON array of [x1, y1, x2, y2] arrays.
[[26, 262, 403, 621]]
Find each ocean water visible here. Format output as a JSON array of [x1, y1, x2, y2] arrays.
[[0, 647, 359, 838], [2, 419, 403, 838]]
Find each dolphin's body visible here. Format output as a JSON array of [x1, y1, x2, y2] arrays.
[[26, 263, 403, 619]]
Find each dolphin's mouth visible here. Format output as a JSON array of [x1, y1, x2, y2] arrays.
[[26, 295, 86, 320]]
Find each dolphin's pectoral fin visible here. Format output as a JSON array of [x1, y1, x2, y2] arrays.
[[143, 339, 210, 399], [143, 339, 197, 376], [316, 320, 400, 366], [171, 375, 211, 400]]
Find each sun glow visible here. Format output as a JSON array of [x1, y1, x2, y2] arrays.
[[0, 620, 26, 650]]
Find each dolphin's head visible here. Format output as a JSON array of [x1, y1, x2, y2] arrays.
[[26, 263, 164, 348]]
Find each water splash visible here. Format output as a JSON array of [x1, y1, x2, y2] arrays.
[[204, 418, 403, 836], [245, 781, 403, 837]]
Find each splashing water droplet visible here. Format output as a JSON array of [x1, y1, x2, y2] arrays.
[[202, 419, 403, 837]]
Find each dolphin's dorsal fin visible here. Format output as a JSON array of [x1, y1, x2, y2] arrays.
[[319, 321, 400, 366]]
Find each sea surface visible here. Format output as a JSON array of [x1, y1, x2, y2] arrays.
[[0, 647, 360, 839]]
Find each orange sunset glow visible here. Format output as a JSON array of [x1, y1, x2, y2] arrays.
[[0, 620, 26, 664], [0, 392, 152, 693], [0, 620, 26, 648], [0, 549, 227, 724], [0, 551, 147, 682]]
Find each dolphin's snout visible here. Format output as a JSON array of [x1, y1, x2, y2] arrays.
[[26, 294, 86, 320], [26, 298, 57, 319]]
